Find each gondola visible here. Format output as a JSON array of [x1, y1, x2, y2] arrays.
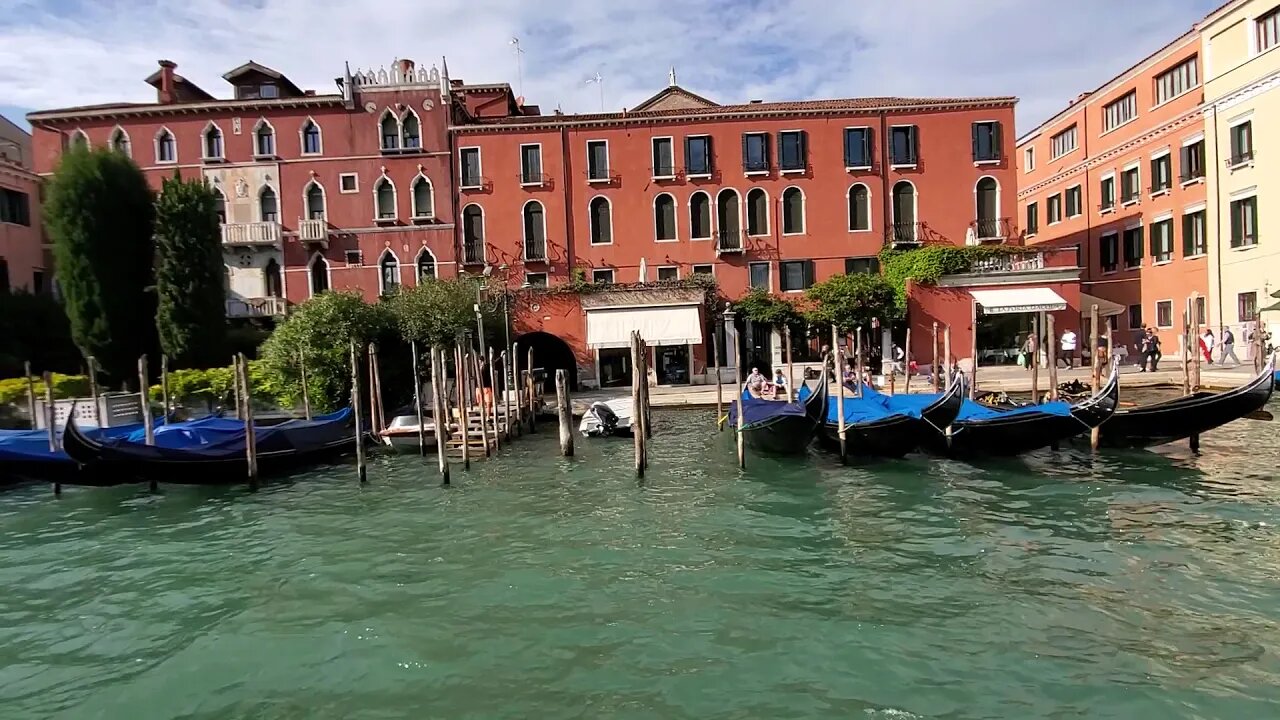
[[1097, 357, 1275, 449], [818, 371, 965, 458], [0, 422, 156, 487], [919, 361, 1120, 458], [1273, 368, 1279, 389], [61, 408, 356, 486], [728, 368, 828, 455]]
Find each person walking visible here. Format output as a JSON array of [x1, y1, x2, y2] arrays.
[[1200, 328, 1215, 365], [1059, 328, 1077, 369], [1132, 323, 1147, 369], [1021, 331, 1039, 371], [1140, 328, 1162, 372], [1220, 326, 1240, 366]]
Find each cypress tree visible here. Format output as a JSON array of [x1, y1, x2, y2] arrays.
[[45, 147, 157, 383], [154, 174, 226, 367]]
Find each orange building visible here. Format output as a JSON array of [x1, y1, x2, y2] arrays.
[[0, 155, 45, 294], [1018, 29, 1209, 360]]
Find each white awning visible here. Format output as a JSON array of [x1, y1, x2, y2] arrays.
[[971, 287, 1068, 315], [1080, 292, 1125, 318], [586, 305, 703, 349]]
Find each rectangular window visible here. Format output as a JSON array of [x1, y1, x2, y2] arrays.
[[1150, 153, 1172, 193], [1123, 226, 1144, 269], [748, 262, 770, 290], [1103, 91, 1138, 132], [524, 272, 548, 288], [520, 144, 542, 184], [890, 126, 918, 166], [1230, 196, 1258, 248], [345, 249, 363, 267], [1047, 194, 1062, 224], [685, 135, 712, 176], [586, 140, 609, 181], [1258, 8, 1280, 53], [743, 132, 770, 173], [651, 137, 674, 178], [1195, 296, 1207, 326], [1239, 291, 1258, 323], [1128, 304, 1142, 329], [972, 121, 1001, 162], [459, 147, 482, 188], [844, 257, 880, 274], [1099, 175, 1115, 211], [1026, 202, 1039, 236], [339, 173, 358, 193], [779, 260, 815, 292], [656, 266, 678, 281], [1121, 166, 1140, 204], [0, 188, 31, 226], [1182, 210, 1206, 257], [692, 264, 714, 276], [1154, 56, 1198, 105], [778, 130, 807, 171], [1024, 146, 1035, 171], [1150, 218, 1174, 263], [592, 268, 615, 284], [1180, 140, 1205, 182], [844, 127, 872, 168], [1050, 125, 1077, 159], [1230, 121, 1253, 165], [1065, 185, 1082, 217], [1156, 300, 1173, 329]]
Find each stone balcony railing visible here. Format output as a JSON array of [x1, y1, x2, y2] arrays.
[[226, 297, 289, 318], [970, 252, 1048, 274], [297, 218, 329, 247], [220, 221, 281, 247]]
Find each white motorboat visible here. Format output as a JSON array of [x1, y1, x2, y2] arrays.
[[379, 413, 444, 451], [579, 398, 634, 437]]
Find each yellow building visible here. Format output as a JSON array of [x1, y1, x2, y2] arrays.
[[1202, 0, 1280, 344]]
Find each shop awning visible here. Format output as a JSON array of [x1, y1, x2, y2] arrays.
[[970, 287, 1068, 315], [586, 305, 703, 349], [1080, 292, 1125, 318]]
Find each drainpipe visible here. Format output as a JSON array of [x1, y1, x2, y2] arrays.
[[879, 110, 890, 242], [561, 124, 576, 275], [448, 110, 462, 278], [1082, 102, 1091, 304], [1211, 107, 1224, 329]]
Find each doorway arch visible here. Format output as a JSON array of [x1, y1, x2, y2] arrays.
[[515, 331, 579, 392]]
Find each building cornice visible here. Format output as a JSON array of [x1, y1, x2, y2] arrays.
[[27, 95, 346, 124], [0, 158, 39, 183], [1205, 66, 1280, 114]]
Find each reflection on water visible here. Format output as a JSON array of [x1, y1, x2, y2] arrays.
[[0, 404, 1279, 719]]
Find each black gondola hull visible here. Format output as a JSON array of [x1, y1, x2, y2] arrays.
[[733, 368, 829, 456], [819, 414, 920, 458]]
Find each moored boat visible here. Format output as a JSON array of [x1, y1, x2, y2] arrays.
[[728, 369, 828, 455], [379, 412, 446, 451], [580, 398, 633, 437], [1098, 357, 1275, 449], [819, 372, 965, 458]]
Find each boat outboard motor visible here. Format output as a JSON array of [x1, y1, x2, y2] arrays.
[[588, 402, 620, 436]]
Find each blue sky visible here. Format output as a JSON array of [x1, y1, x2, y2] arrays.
[[0, 0, 1223, 135]]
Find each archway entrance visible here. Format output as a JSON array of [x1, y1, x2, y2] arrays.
[[515, 331, 579, 392]]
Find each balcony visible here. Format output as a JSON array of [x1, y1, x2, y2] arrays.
[[1179, 168, 1205, 183], [716, 229, 744, 254], [970, 253, 1046, 274], [524, 238, 547, 262], [221, 221, 281, 247], [969, 217, 1010, 243], [1227, 149, 1255, 167], [298, 218, 329, 248], [462, 240, 485, 266], [226, 296, 288, 319], [885, 221, 924, 248], [519, 172, 551, 188]]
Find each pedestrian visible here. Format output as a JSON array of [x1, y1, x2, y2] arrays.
[[1059, 328, 1077, 369], [1220, 326, 1240, 366], [1020, 331, 1038, 370], [477, 356, 495, 412], [1132, 323, 1147, 369], [1200, 328, 1215, 365], [1140, 328, 1162, 372]]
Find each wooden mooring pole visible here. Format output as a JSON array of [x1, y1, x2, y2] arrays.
[[943, 325, 953, 393], [488, 346, 501, 448], [727, 316, 744, 469], [784, 324, 795, 402], [368, 343, 386, 435], [632, 332, 645, 477], [138, 356, 154, 446], [833, 326, 847, 464], [1191, 294, 1202, 391], [411, 341, 427, 457], [350, 341, 367, 484], [1047, 314, 1059, 402], [160, 355, 171, 424], [233, 355, 244, 420], [556, 368, 573, 457], [42, 371, 56, 451], [239, 354, 259, 490], [86, 355, 100, 426], [24, 361, 37, 430], [527, 347, 537, 432], [511, 342, 522, 437], [1089, 304, 1101, 451], [472, 349, 492, 458], [298, 348, 312, 421], [931, 322, 940, 393], [431, 346, 450, 485], [903, 328, 913, 394], [970, 303, 979, 401], [641, 338, 653, 440], [1030, 316, 1040, 404], [854, 326, 864, 398], [713, 319, 723, 430], [455, 345, 471, 471]]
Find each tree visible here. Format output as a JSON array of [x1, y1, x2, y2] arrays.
[[0, 290, 81, 377], [45, 147, 156, 383], [732, 287, 803, 327], [258, 291, 394, 411], [387, 277, 505, 349], [804, 272, 900, 331], [154, 174, 227, 367]]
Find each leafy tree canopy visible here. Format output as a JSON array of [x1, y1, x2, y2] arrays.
[[803, 272, 901, 331], [879, 245, 1025, 310], [388, 277, 506, 350], [154, 173, 226, 368], [731, 288, 803, 327]]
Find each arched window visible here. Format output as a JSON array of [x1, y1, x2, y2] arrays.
[[462, 204, 484, 264], [253, 120, 275, 157], [374, 176, 396, 220], [203, 123, 224, 159], [411, 175, 434, 218], [523, 200, 547, 260], [689, 191, 711, 239], [110, 127, 131, 156], [975, 177, 999, 239], [746, 188, 768, 236], [305, 182, 325, 220], [259, 187, 278, 222], [309, 254, 330, 296], [68, 129, 89, 150], [378, 250, 400, 294], [781, 187, 804, 234], [155, 128, 176, 163], [401, 110, 421, 150], [213, 189, 227, 224], [264, 258, 282, 298], [716, 189, 740, 247], [891, 181, 917, 243], [379, 111, 399, 151], [301, 119, 322, 155], [589, 197, 612, 245], [654, 193, 676, 241], [416, 248, 437, 282], [848, 184, 870, 231]]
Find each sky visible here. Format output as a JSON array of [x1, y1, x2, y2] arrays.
[[0, 0, 1224, 135]]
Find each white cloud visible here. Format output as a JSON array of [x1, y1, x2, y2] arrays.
[[0, 0, 1220, 131]]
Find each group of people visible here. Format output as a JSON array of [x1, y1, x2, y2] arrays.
[[744, 367, 790, 400], [1028, 322, 1263, 374]]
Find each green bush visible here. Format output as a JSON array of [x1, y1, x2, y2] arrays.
[[879, 245, 1025, 310], [0, 290, 82, 378], [804, 272, 900, 331], [0, 374, 91, 405]]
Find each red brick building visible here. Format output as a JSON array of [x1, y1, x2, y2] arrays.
[[28, 59, 1053, 387]]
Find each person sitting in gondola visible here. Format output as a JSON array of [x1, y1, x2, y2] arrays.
[[745, 367, 767, 398], [771, 368, 788, 398]]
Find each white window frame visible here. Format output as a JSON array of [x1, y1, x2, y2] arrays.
[[684, 134, 712, 178], [1101, 90, 1139, 134], [307, 252, 332, 298], [258, 184, 279, 223], [299, 117, 323, 156], [1155, 299, 1175, 329], [747, 261, 772, 292], [1182, 207, 1207, 259], [655, 265, 680, 281], [303, 180, 328, 220], [372, 174, 397, 222], [1100, 231, 1120, 275], [778, 129, 807, 174], [1150, 213, 1174, 265], [972, 120, 1002, 165], [1122, 220, 1144, 270], [1150, 148, 1173, 196], [460, 203, 487, 263], [252, 118, 276, 158], [338, 173, 359, 194], [109, 126, 131, 157], [519, 143, 543, 186], [745, 187, 770, 237], [345, 249, 364, 267], [890, 180, 918, 232], [414, 247, 438, 284], [378, 109, 401, 152], [522, 199, 548, 258], [1047, 193, 1063, 226], [399, 108, 422, 151], [778, 259, 811, 294], [588, 195, 614, 246], [1023, 146, 1035, 172], [844, 126, 873, 171], [650, 136, 675, 180], [591, 268, 615, 284], [847, 182, 872, 233], [69, 128, 90, 150], [1151, 55, 1199, 109], [154, 126, 177, 165], [1050, 125, 1077, 160], [523, 272, 549, 288], [1120, 162, 1142, 206], [691, 263, 714, 277], [458, 146, 483, 189], [653, 192, 679, 243], [888, 124, 919, 169], [377, 248, 401, 295], [689, 191, 712, 241], [743, 132, 770, 176], [780, 186, 806, 236], [1063, 183, 1082, 218], [1099, 170, 1117, 213], [201, 121, 225, 161], [410, 173, 435, 219], [586, 139, 610, 183]]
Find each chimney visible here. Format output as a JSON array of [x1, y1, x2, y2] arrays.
[[157, 59, 177, 104], [749, 99, 763, 104], [304, 89, 316, 96], [398, 58, 415, 78]]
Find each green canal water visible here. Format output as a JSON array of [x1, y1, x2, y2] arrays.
[[3, 408, 1280, 719]]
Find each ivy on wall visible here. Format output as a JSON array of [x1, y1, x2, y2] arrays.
[[879, 245, 1027, 310]]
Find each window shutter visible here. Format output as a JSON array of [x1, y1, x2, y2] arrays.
[[844, 130, 854, 167], [993, 122, 1002, 158], [741, 133, 749, 170], [684, 137, 692, 170], [910, 127, 919, 163], [971, 123, 979, 160], [804, 260, 816, 288], [1182, 216, 1192, 257], [1230, 203, 1242, 244], [864, 131, 873, 167], [704, 135, 713, 171], [777, 132, 785, 168], [763, 133, 771, 168], [1135, 228, 1144, 259], [799, 130, 808, 167]]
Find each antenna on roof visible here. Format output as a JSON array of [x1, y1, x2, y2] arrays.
[[585, 71, 604, 112], [669, 66, 677, 87], [509, 37, 524, 97]]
